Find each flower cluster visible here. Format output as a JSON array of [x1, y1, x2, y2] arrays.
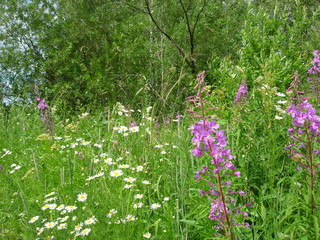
[[189, 72, 250, 237], [286, 97, 320, 215], [308, 50, 320, 78], [34, 84, 54, 133], [234, 80, 248, 104], [286, 99, 320, 169]]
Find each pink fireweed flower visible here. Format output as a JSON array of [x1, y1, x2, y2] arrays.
[[234, 80, 248, 104], [189, 72, 251, 238], [286, 98, 320, 215]]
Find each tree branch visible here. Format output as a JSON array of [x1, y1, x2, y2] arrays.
[[144, 0, 195, 71]]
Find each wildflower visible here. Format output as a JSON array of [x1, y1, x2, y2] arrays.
[[81, 141, 91, 146], [136, 166, 144, 172], [60, 216, 69, 222], [92, 158, 100, 164], [133, 202, 143, 208], [118, 164, 130, 169], [125, 215, 136, 221], [110, 170, 123, 177], [84, 217, 97, 225], [100, 153, 108, 158], [29, 216, 40, 223], [143, 232, 152, 239], [276, 92, 286, 97], [107, 209, 117, 218], [129, 126, 139, 132], [275, 115, 283, 120], [124, 184, 133, 189], [79, 228, 91, 236], [57, 223, 67, 230], [234, 80, 248, 104], [104, 158, 113, 164], [65, 206, 77, 212], [286, 98, 320, 214], [277, 100, 287, 104], [124, 177, 136, 183], [150, 203, 161, 210], [134, 194, 143, 199], [79, 112, 89, 119], [163, 197, 170, 201], [77, 193, 88, 202], [56, 204, 64, 211], [142, 180, 151, 185], [48, 204, 57, 210], [93, 143, 102, 148], [189, 71, 250, 236], [44, 192, 55, 198], [118, 126, 128, 133], [44, 221, 57, 229], [74, 223, 83, 231], [37, 227, 44, 235], [41, 204, 50, 211]]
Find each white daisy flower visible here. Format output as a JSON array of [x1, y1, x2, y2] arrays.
[[29, 216, 39, 223], [134, 194, 143, 199], [143, 232, 151, 239], [77, 193, 88, 202], [150, 203, 161, 209], [110, 170, 123, 177], [44, 221, 57, 229], [124, 177, 136, 183]]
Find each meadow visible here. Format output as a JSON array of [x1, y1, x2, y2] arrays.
[[1, 51, 320, 240]]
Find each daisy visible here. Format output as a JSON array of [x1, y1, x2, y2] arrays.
[[142, 180, 151, 185], [48, 203, 57, 210], [29, 216, 39, 223], [60, 216, 69, 222], [92, 158, 100, 164], [104, 158, 113, 164], [129, 126, 139, 132], [124, 184, 133, 189], [107, 209, 117, 218], [77, 193, 87, 202], [125, 215, 136, 221], [110, 170, 123, 177], [134, 194, 143, 199], [118, 126, 128, 133], [150, 203, 161, 210], [79, 228, 91, 236], [84, 217, 97, 225], [41, 204, 50, 211], [44, 192, 55, 198], [133, 202, 143, 208], [118, 164, 130, 169], [44, 221, 57, 229], [136, 166, 143, 172], [143, 232, 152, 239], [57, 223, 67, 230], [81, 141, 91, 146], [65, 205, 77, 212], [100, 153, 108, 158], [124, 177, 136, 183], [94, 143, 102, 148], [74, 223, 83, 231]]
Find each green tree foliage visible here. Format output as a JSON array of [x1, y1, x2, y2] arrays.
[[0, 0, 319, 114]]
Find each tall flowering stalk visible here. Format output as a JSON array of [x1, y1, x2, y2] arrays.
[[234, 80, 248, 105], [308, 50, 320, 104], [188, 72, 250, 239], [286, 99, 320, 217], [34, 83, 54, 134]]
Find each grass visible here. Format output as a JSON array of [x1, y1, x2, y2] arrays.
[[0, 82, 319, 239]]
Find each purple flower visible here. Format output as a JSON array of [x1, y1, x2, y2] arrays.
[[189, 72, 250, 237], [234, 80, 248, 104]]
